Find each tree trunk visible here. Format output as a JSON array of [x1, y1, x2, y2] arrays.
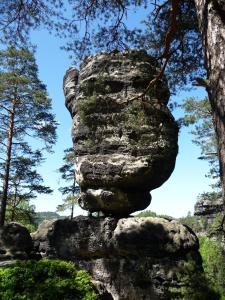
[[10, 189, 18, 222], [71, 204, 74, 220], [194, 0, 225, 210], [0, 99, 16, 226]]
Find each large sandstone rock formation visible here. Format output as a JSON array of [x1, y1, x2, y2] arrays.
[[56, 50, 205, 299], [63, 50, 178, 215], [33, 216, 201, 300]]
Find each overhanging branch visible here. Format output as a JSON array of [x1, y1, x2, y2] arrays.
[[130, 0, 178, 101]]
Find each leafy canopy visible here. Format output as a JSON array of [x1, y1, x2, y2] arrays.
[[180, 97, 220, 188]]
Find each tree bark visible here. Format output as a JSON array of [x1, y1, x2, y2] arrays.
[[10, 189, 18, 222], [194, 0, 225, 210], [0, 99, 16, 226]]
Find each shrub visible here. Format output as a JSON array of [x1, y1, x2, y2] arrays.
[[136, 210, 172, 220], [199, 237, 225, 297], [0, 259, 98, 300]]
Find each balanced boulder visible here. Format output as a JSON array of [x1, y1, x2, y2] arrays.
[[63, 50, 178, 215]]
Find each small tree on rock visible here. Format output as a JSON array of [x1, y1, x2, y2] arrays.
[[57, 148, 80, 219]]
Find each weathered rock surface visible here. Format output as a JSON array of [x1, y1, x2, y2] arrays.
[[33, 216, 201, 300], [63, 50, 178, 215], [0, 223, 33, 260], [194, 193, 223, 217], [194, 192, 224, 233]]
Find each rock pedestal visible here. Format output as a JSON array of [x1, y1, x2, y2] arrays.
[[59, 51, 206, 299], [33, 216, 202, 300], [63, 50, 178, 216]]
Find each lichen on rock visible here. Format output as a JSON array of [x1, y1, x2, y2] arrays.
[[63, 50, 178, 215]]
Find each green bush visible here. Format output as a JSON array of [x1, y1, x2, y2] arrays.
[[199, 237, 225, 297], [0, 259, 99, 300], [136, 209, 172, 220]]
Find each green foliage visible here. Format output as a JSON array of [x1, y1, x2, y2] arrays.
[[83, 138, 96, 150], [80, 76, 111, 97], [57, 195, 80, 213], [0, 0, 66, 47], [34, 211, 62, 226], [179, 97, 220, 188], [179, 211, 199, 229], [0, 259, 99, 300], [208, 213, 225, 235], [0, 1, 205, 91], [199, 237, 225, 296], [76, 95, 98, 124], [5, 153, 52, 226], [136, 210, 157, 217], [58, 148, 80, 219], [124, 100, 147, 130], [168, 274, 219, 300], [0, 46, 57, 225], [136, 209, 172, 220], [168, 257, 220, 300]]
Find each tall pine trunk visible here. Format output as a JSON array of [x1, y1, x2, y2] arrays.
[[194, 0, 225, 211], [0, 99, 16, 226]]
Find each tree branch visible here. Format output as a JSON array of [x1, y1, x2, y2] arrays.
[[193, 77, 210, 88], [129, 0, 178, 102], [152, 0, 170, 20], [0, 104, 12, 114]]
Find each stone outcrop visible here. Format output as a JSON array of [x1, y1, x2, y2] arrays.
[[33, 216, 201, 300], [0, 223, 34, 261], [63, 50, 178, 216], [58, 51, 204, 299], [194, 192, 223, 233], [194, 193, 223, 218]]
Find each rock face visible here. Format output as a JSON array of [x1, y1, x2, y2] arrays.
[[194, 193, 223, 232], [59, 51, 200, 299], [194, 193, 223, 217], [0, 223, 33, 261], [33, 216, 201, 300], [63, 50, 178, 215]]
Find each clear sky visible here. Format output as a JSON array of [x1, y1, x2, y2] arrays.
[[29, 11, 212, 219]]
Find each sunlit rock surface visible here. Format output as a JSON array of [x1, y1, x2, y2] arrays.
[[63, 50, 178, 215]]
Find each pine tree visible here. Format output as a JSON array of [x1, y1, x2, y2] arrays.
[[0, 0, 65, 46], [57, 148, 80, 219], [5, 152, 52, 223], [0, 47, 57, 226], [180, 97, 220, 189]]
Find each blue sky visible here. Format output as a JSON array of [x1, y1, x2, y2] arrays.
[[29, 9, 212, 218]]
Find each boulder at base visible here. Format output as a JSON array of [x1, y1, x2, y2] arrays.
[[0, 223, 33, 262], [33, 216, 202, 300]]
